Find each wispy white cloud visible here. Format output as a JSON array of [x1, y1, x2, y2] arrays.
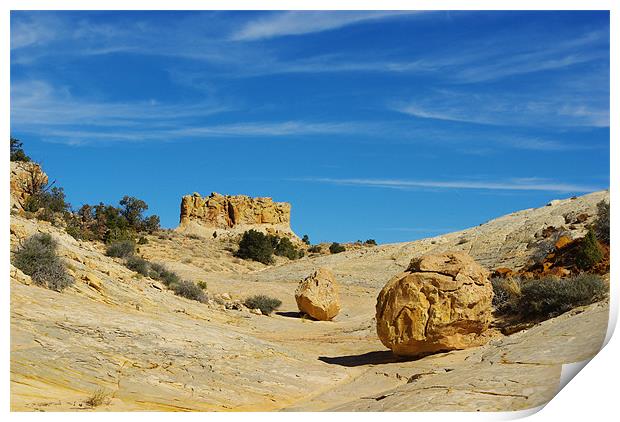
[[393, 87, 610, 128], [37, 121, 363, 145], [452, 29, 609, 83], [231, 11, 422, 41], [11, 12, 608, 88], [298, 177, 601, 193], [11, 80, 368, 145], [10, 80, 231, 127]]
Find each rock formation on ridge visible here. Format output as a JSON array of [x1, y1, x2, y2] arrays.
[[177, 192, 296, 238], [10, 161, 48, 212]]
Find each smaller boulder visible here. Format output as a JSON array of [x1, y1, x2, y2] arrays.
[[295, 268, 340, 321]]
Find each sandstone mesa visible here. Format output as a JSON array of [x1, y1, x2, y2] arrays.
[[177, 191, 296, 239]]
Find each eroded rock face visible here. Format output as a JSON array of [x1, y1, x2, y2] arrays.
[[178, 192, 293, 237], [10, 161, 48, 212], [295, 268, 340, 321], [376, 252, 493, 356]]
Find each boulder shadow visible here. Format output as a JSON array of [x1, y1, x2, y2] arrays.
[[275, 311, 303, 319], [319, 351, 418, 367]]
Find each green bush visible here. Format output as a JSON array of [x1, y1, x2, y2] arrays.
[[492, 274, 607, 319], [65, 217, 95, 241], [302, 234, 310, 245], [24, 186, 71, 222], [329, 242, 346, 254], [137, 236, 148, 245], [197, 280, 208, 290], [125, 256, 150, 277], [595, 200, 610, 244], [236, 230, 274, 264], [172, 280, 207, 302], [148, 262, 180, 286], [105, 240, 135, 258], [491, 277, 522, 315], [519, 274, 607, 317], [141, 215, 161, 234], [365, 239, 377, 246], [244, 295, 282, 315], [10, 137, 31, 162], [575, 229, 603, 270], [274, 237, 302, 260], [70, 198, 160, 243], [12, 233, 74, 291], [308, 245, 322, 253]]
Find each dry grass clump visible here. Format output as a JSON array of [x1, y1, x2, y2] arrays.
[[172, 280, 208, 303], [244, 295, 282, 315], [84, 388, 111, 408], [12, 233, 74, 291], [492, 273, 607, 319], [105, 240, 135, 258]]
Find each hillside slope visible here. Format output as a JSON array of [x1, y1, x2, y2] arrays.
[[10, 190, 609, 411]]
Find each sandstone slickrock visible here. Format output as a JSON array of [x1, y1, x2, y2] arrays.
[[10, 190, 610, 411], [10, 161, 48, 212], [177, 192, 295, 238], [376, 252, 493, 356], [295, 268, 341, 321]]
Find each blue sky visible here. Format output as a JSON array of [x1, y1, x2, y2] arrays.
[[10, 10, 610, 244]]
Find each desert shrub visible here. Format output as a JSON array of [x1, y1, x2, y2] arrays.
[[70, 198, 160, 243], [236, 230, 274, 264], [12, 233, 74, 291], [24, 186, 71, 222], [105, 240, 135, 258], [575, 229, 603, 270], [329, 242, 346, 254], [142, 215, 161, 233], [302, 234, 310, 245], [244, 295, 282, 315], [308, 245, 322, 253], [491, 277, 522, 315], [595, 200, 610, 244], [84, 388, 111, 408], [274, 237, 302, 260], [137, 236, 148, 245], [148, 263, 180, 286], [365, 239, 377, 246], [518, 274, 607, 317], [197, 280, 208, 290], [65, 217, 95, 241], [125, 256, 150, 276], [119, 196, 148, 228], [265, 234, 280, 250], [172, 280, 207, 302], [492, 274, 607, 319], [10, 137, 31, 162]]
